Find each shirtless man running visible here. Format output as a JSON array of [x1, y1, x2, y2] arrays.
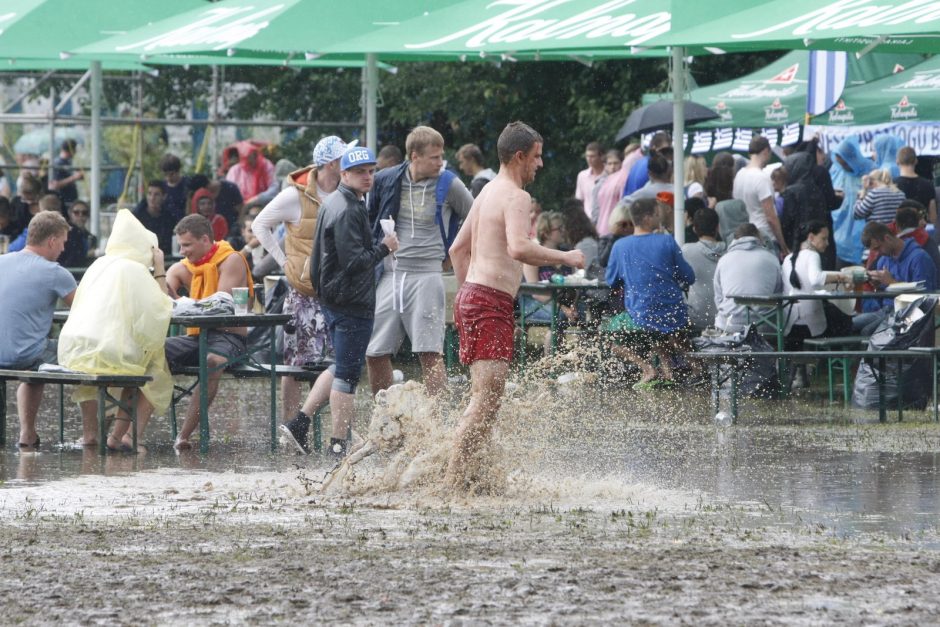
[[446, 121, 585, 489]]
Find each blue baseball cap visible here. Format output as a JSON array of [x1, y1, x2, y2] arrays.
[[340, 146, 377, 171]]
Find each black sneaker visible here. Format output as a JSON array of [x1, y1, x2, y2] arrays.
[[279, 417, 310, 455]]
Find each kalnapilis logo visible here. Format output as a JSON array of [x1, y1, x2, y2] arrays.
[[764, 98, 790, 123], [827, 99, 856, 124], [730, 0, 940, 40], [716, 63, 802, 102], [404, 0, 672, 49], [890, 95, 919, 120], [114, 5, 286, 53], [768, 63, 799, 84], [891, 68, 940, 91]]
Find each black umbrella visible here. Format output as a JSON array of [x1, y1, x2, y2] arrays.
[[615, 100, 720, 143]]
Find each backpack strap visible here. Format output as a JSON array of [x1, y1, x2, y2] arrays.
[[434, 170, 459, 251]]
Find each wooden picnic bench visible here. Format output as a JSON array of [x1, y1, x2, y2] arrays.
[[0, 369, 152, 455], [687, 349, 927, 424]]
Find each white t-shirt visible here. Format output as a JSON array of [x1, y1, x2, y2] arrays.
[[251, 183, 326, 267], [732, 166, 774, 236], [686, 181, 704, 198]]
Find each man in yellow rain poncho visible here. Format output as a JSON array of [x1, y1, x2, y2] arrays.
[[58, 209, 173, 451]]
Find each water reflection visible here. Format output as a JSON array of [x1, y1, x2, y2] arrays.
[[4, 380, 940, 538]]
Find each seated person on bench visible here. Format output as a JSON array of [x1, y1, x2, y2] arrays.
[[713, 223, 783, 334], [781, 220, 853, 345], [854, 221, 937, 336], [58, 209, 173, 450], [604, 197, 695, 388], [781, 220, 853, 388], [0, 211, 77, 449], [520, 211, 574, 322], [143, 214, 253, 450]]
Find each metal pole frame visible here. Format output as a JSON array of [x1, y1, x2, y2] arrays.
[[90, 61, 102, 240], [671, 46, 686, 245]]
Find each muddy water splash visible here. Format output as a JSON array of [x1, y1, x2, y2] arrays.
[[314, 346, 704, 512]]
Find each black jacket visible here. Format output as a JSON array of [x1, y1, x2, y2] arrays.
[[311, 184, 389, 318]]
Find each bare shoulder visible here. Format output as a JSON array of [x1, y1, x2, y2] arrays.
[[220, 252, 246, 270], [219, 252, 250, 283], [167, 260, 190, 280], [479, 177, 530, 211]]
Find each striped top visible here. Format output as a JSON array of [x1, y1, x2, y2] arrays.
[[853, 187, 907, 224]]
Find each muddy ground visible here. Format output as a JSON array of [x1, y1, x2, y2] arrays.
[[3, 375, 940, 624], [1, 457, 940, 625]]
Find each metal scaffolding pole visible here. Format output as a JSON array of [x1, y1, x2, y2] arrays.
[[210, 65, 220, 175], [137, 72, 145, 198], [90, 61, 102, 239], [365, 53, 378, 149], [0, 113, 358, 128], [48, 86, 56, 164], [671, 46, 686, 246]]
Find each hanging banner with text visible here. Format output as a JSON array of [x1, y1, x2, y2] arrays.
[[806, 122, 940, 157]]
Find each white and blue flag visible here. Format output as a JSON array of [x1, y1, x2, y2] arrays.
[[806, 51, 848, 116]]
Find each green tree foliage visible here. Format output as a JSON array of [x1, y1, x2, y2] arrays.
[[15, 51, 782, 209], [205, 53, 778, 209]]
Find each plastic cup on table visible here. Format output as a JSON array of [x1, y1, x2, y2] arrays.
[[232, 287, 250, 314]]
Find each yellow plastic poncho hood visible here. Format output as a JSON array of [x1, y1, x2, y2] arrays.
[[59, 209, 174, 411]]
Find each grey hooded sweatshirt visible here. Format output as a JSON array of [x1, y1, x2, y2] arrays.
[[681, 238, 726, 330], [713, 236, 783, 333]]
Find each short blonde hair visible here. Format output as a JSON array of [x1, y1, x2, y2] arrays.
[[405, 126, 444, 159], [27, 210, 69, 246], [38, 194, 62, 214]]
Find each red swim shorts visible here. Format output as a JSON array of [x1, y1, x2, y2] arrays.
[[454, 282, 515, 365]]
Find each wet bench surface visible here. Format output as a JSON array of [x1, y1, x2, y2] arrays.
[[0, 369, 152, 454]]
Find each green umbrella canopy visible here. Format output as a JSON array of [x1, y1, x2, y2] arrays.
[[660, 0, 940, 55], [811, 54, 940, 126], [74, 0, 669, 63], [654, 49, 925, 129], [0, 0, 208, 59], [310, 0, 684, 59], [75, 0, 469, 61]]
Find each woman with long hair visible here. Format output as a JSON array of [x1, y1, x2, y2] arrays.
[[782, 220, 852, 343], [684, 155, 707, 199], [782, 220, 853, 387]]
